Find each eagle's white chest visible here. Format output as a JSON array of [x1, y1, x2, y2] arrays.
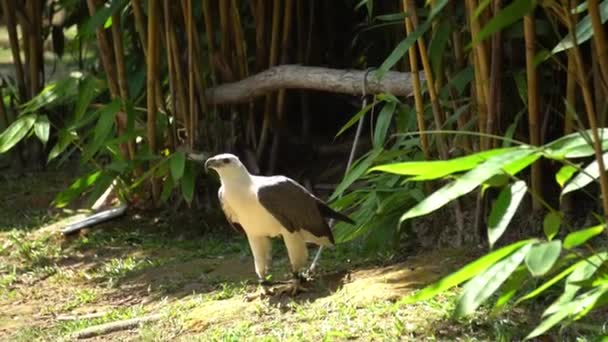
[[222, 184, 284, 238]]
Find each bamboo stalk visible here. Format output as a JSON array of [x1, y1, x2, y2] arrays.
[[253, 0, 267, 72], [1, 0, 26, 99], [565, 51, 577, 133], [163, 0, 178, 150], [524, 14, 542, 211], [168, 20, 189, 135], [26, 0, 41, 96], [486, 0, 503, 149], [564, 2, 608, 221], [146, 0, 160, 204], [110, 11, 137, 162], [404, 0, 448, 159], [402, 0, 429, 160], [588, 0, 608, 89], [186, 0, 196, 148], [465, 0, 491, 150], [257, 0, 282, 160], [86, 0, 119, 98], [231, 0, 248, 80], [219, 0, 231, 60], [131, 0, 147, 53], [202, 0, 217, 82]]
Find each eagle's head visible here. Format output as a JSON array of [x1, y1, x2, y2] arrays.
[[204, 153, 249, 181]]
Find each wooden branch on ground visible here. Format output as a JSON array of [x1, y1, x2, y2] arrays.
[[204, 65, 422, 105], [72, 314, 162, 339], [56, 311, 110, 321], [61, 204, 128, 235]]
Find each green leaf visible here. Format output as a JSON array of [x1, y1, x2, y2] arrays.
[[34, 115, 50, 146], [53, 170, 102, 208], [525, 241, 562, 277], [74, 76, 102, 121], [471, 0, 537, 47], [370, 147, 516, 179], [0, 114, 37, 153], [526, 286, 608, 340], [330, 148, 383, 201], [335, 102, 373, 138], [543, 252, 608, 316], [428, 19, 451, 79], [396, 239, 535, 306], [170, 151, 186, 181], [373, 101, 396, 148], [516, 259, 580, 304], [543, 129, 608, 159], [160, 175, 176, 203], [562, 153, 608, 196], [543, 211, 562, 241], [80, 0, 127, 38], [563, 224, 605, 249], [181, 162, 195, 204], [375, 0, 448, 79], [455, 243, 533, 317], [487, 181, 527, 248], [48, 130, 77, 162], [401, 148, 536, 222], [551, 0, 608, 55], [555, 164, 578, 188], [82, 100, 120, 162], [493, 266, 529, 312]]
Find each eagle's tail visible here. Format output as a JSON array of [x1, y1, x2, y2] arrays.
[[317, 202, 355, 225]]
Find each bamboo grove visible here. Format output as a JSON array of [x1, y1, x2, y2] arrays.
[[0, 0, 606, 238]]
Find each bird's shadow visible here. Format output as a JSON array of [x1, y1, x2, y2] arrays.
[[265, 269, 350, 309]]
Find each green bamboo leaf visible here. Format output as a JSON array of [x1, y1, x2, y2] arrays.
[[472, 0, 537, 47], [373, 101, 396, 148], [429, 19, 451, 79], [551, 0, 608, 55], [543, 211, 562, 241], [455, 243, 533, 317], [80, 0, 127, 38], [74, 76, 102, 121], [336, 102, 373, 138], [543, 252, 608, 316], [401, 148, 536, 222], [493, 266, 529, 312], [555, 164, 578, 188], [170, 151, 186, 181], [396, 239, 536, 306], [525, 241, 562, 277], [487, 181, 527, 248], [562, 153, 608, 196], [563, 224, 605, 249], [48, 130, 77, 162], [330, 148, 383, 201], [526, 286, 608, 340], [181, 162, 196, 204], [53, 170, 102, 208], [82, 100, 121, 162], [543, 129, 608, 159], [516, 259, 580, 304], [376, 0, 448, 79], [0, 114, 37, 153], [33, 115, 50, 146], [369, 147, 516, 179], [161, 175, 176, 203]]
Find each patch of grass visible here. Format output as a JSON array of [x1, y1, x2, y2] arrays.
[[93, 256, 165, 287]]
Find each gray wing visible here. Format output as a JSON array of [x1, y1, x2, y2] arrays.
[[257, 177, 342, 244], [218, 187, 244, 234]]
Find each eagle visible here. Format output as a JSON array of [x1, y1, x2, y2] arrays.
[[204, 153, 355, 296]]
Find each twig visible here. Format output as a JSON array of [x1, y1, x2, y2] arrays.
[[71, 314, 162, 339]]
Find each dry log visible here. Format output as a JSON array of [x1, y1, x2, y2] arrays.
[[204, 65, 422, 105], [72, 314, 162, 339]]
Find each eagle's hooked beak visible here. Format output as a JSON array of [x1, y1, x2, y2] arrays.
[[204, 158, 213, 173]]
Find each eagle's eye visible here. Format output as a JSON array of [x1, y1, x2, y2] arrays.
[[222, 158, 230, 164]]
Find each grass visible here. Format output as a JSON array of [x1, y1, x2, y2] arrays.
[[1, 170, 606, 341]]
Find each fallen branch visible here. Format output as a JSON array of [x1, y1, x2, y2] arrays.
[[61, 204, 128, 235], [204, 65, 422, 105], [72, 314, 162, 339]]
